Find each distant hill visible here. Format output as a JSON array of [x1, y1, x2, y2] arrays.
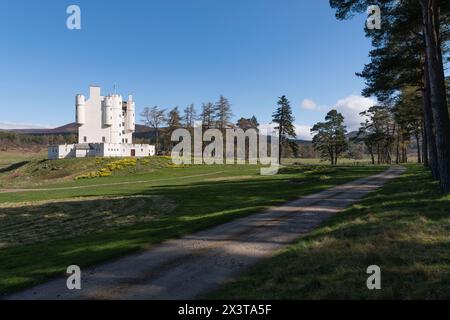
[[1, 123, 156, 150], [292, 139, 312, 145], [6, 123, 359, 142], [8, 123, 153, 136], [292, 131, 358, 146], [8, 123, 77, 135]]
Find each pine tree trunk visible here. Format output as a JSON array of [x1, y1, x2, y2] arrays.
[[422, 124, 428, 166], [377, 145, 381, 164], [422, 73, 439, 178], [416, 134, 422, 164], [402, 146, 407, 163], [278, 127, 282, 165], [420, 0, 450, 191], [396, 133, 400, 164]]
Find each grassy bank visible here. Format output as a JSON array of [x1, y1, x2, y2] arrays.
[[0, 150, 46, 168], [0, 160, 386, 295], [210, 165, 450, 299], [0, 155, 173, 188]]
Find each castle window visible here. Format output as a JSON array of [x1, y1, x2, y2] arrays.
[[102, 136, 106, 142], [83, 136, 87, 142]]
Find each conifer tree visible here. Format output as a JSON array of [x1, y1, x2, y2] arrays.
[[272, 96, 297, 162]]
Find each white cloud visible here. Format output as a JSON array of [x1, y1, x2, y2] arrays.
[[259, 123, 312, 141], [294, 125, 313, 140], [333, 95, 376, 131], [302, 94, 376, 132], [301, 99, 317, 110], [0, 122, 51, 130]]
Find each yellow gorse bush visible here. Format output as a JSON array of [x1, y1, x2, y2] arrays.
[[75, 158, 137, 180], [74, 156, 180, 180]]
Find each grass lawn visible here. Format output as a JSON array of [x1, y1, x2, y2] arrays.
[[282, 157, 375, 166], [210, 165, 450, 299], [0, 156, 387, 295], [0, 150, 46, 168]]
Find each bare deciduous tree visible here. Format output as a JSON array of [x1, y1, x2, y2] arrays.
[[141, 106, 166, 153]]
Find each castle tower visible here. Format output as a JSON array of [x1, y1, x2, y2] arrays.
[[48, 85, 154, 159], [76, 86, 134, 144]]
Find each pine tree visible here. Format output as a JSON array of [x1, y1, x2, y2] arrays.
[[165, 107, 182, 151], [167, 107, 182, 132], [236, 116, 259, 131], [311, 110, 348, 165], [272, 96, 296, 162], [214, 96, 233, 129], [183, 104, 197, 128], [329, 0, 450, 191], [357, 106, 395, 165], [200, 102, 215, 129]]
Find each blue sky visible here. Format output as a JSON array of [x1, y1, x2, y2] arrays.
[[1, 0, 376, 139]]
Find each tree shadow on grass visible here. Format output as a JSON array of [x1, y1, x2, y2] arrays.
[[0, 161, 29, 173]]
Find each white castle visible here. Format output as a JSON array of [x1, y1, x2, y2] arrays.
[[48, 86, 155, 159]]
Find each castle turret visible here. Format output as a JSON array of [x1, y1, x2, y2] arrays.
[[103, 96, 113, 127], [125, 94, 135, 133], [109, 94, 123, 144], [76, 94, 86, 126]]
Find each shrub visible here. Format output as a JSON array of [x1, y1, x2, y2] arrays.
[[75, 158, 137, 180]]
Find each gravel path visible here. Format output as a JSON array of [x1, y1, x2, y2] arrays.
[[4, 167, 405, 300]]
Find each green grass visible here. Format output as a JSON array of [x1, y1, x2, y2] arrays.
[[0, 155, 173, 188], [0, 150, 46, 168], [281, 155, 420, 166], [0, 157, 387, 295], [210, 165, 450, 300], [281, 157, 375, 166]]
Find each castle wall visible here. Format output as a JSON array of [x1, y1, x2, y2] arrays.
[[48, 143, 155, 159]]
